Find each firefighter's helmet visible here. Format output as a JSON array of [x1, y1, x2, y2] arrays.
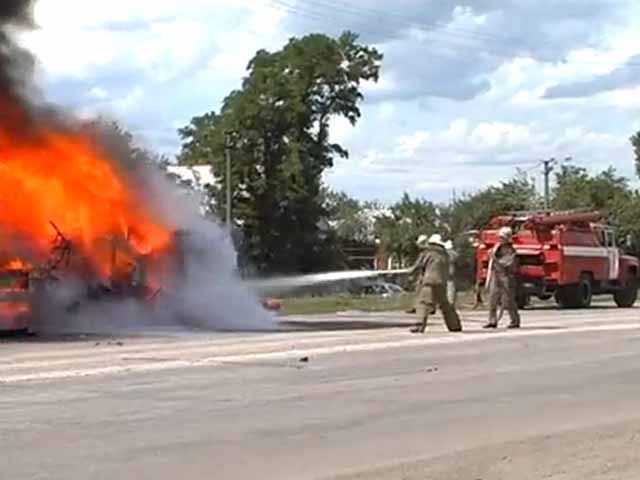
[[428, 234, 445, 247], [498, 226, 513, 241]]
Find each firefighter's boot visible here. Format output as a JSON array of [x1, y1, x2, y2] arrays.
[[410, 318, 427, 334]]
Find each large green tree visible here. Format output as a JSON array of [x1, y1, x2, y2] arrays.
[[179, 32, 382, 273]]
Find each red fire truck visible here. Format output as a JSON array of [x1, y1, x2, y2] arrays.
[[476, 210, 639, 309]]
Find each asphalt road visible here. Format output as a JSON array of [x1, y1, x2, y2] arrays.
[[2, 306, 640, 479]]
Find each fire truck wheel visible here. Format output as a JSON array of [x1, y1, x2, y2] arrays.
[[556, 275, 592, 309], [614, 283, 638, 308], [516, 292, 529, 309], [555, 287, 573, 309], [575, 275, 593, 308]]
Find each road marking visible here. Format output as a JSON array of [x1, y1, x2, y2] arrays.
[[2, 321, 640, 384], [3, 313, 637, 373]]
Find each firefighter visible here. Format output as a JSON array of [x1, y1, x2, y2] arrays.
[[444, 240, 457, 307], [484, 226, 521, 329], [405, 235, 429, 314], [470, 234, 484, 309], [409, 234, 462, 334], [472, 278, 484, 309]]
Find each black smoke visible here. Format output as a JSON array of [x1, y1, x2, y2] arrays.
[[0, 0, 35, 128]]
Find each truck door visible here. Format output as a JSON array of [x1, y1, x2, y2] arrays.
[[605, 228, 619, 280]]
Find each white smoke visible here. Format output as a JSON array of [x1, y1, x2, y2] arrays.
[[29, 163, 276, 334]]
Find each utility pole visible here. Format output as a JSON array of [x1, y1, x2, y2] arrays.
[[224, 131, 233, 225], [542, 158, 556, 211]]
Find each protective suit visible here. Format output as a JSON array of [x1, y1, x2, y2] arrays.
[[405, 238, 429, 314], [444, 240, 457, 307], [409, 234, 462, 333], [484, 227, 521, 329]]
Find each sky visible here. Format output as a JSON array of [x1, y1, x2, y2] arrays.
[[17, 0, 640, 203]]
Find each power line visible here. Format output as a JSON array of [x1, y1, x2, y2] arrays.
[[268, 0, 523, 64], [266, 0, 640, 68], [294, 0, 560, 50], [306, 0, 640, 65], [302, 0, 640, 65]]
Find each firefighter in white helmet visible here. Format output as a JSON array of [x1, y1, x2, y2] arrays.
[[408, 234, 462, 333], [484, 226, 521, 329], [405, 234, 429, 314]]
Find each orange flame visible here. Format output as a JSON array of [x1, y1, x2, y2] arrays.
[[2, 258, 31, 271], [0, 124, 171, 275]]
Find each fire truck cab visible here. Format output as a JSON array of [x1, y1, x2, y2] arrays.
[[476, 210, 639, 309]]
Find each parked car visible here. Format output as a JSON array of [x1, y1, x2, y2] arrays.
[[361, 281, 406, 297]]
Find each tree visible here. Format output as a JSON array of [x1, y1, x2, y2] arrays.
[[552, 165, 630, 213], [631, 131, 640, 177], [324, 189, 380, 244], [178, 32, 382, 273], [552, 164, 640, 255], [374, 193, 439, 266], [445, 171, 538, 237]]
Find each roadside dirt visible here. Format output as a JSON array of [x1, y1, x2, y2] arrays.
[[330, 419, 640, 480]]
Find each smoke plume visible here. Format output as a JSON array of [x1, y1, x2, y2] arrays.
[[0, 1, 34, 117], [0, 0, 275, 333]]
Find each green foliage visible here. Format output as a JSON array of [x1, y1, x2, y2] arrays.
[[550, 163, 640, 253], [323, 189, 379, 244], [553, 165, 629, 212], [445, 171, 538, 236], [326, 165, 638, 281], [375, 193, 439, 263], [631, 131, 640, 178], [178, 32, 382, 273], [438, 171, 538, 284]]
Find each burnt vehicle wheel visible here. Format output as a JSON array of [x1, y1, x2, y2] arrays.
[[614, 281, 638, 308]]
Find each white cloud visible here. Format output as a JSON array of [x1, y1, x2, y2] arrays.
[[87, 86, 108, 100], [12, 0, 640, 202]]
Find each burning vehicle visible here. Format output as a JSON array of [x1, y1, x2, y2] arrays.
[[0, 84, 275, 334], [0, 0, 276, 334]]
